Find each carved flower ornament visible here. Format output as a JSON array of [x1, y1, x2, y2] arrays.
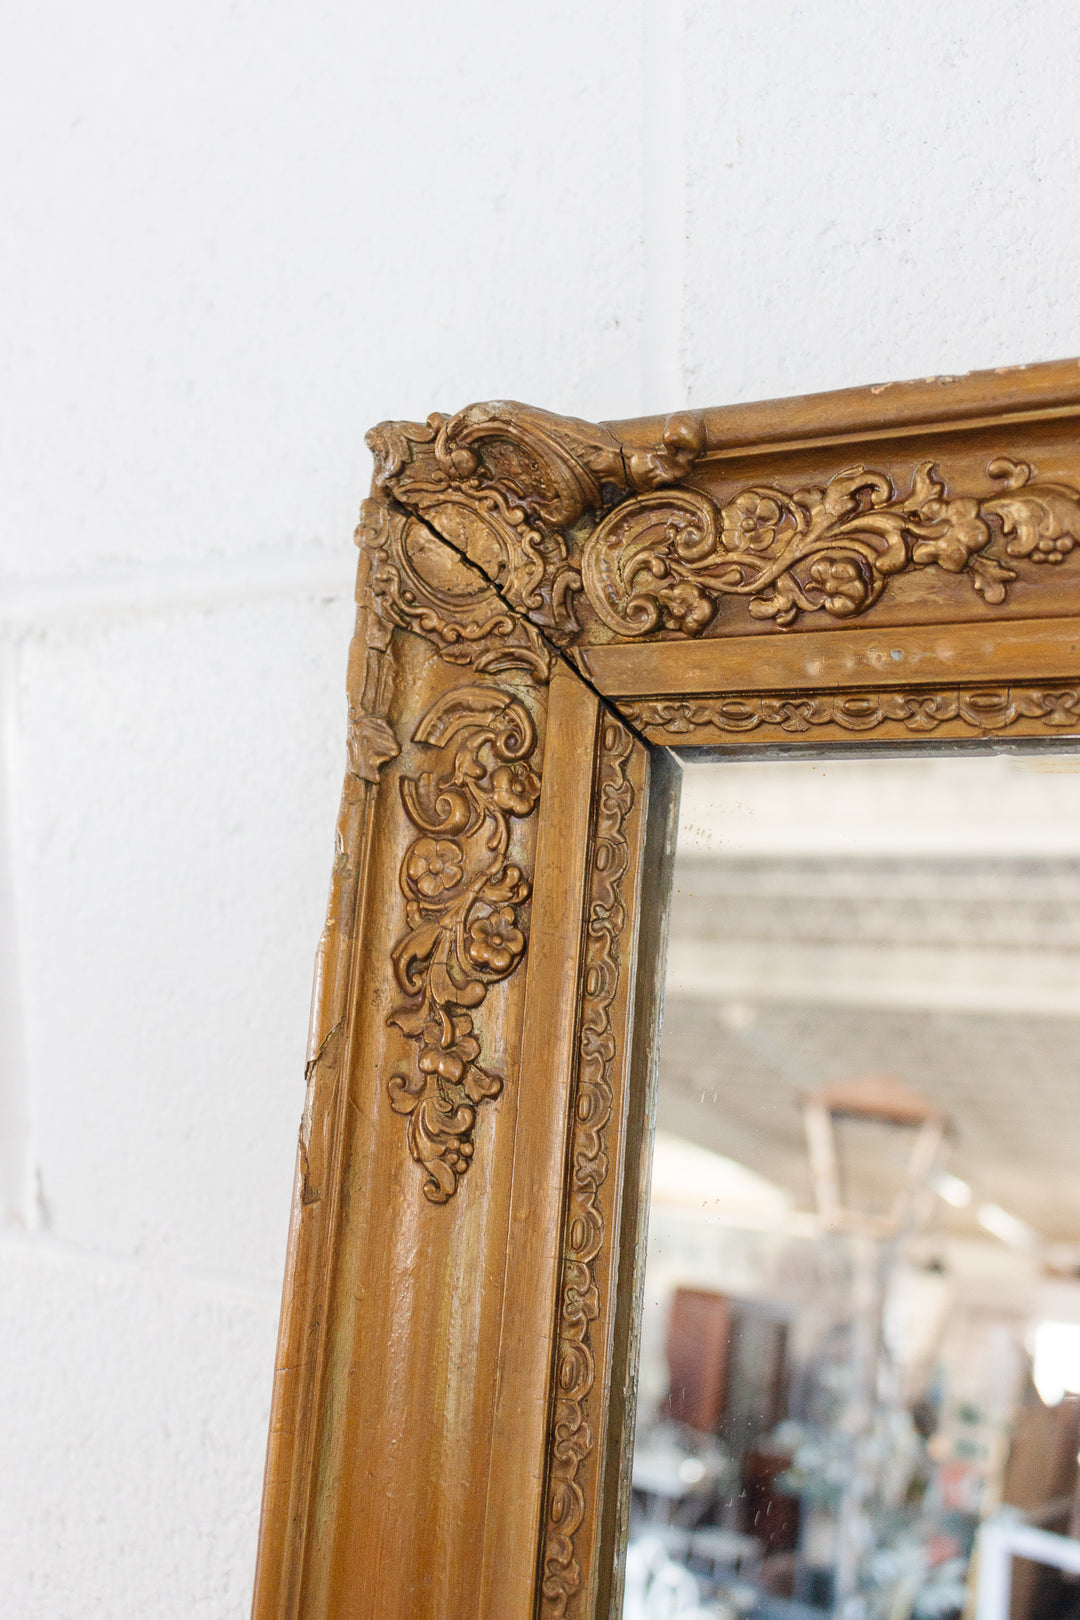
[[367, 398, 1080, 640], [580, 457, 1080, 634], [490, 760, 541, 816], [405, 837, 464, 897], [386, 686, 541, 1203], [466, 906, 526, 973]]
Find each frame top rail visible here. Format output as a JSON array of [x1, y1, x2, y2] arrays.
[[604, 355, 1080, 458]]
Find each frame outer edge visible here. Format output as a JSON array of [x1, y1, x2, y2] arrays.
[[252, 551, 396, 1619], [602, 354, 1080, 452]]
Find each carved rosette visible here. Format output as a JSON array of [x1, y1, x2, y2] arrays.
[[621, 684, 1080, 740], [540, 718, 636, 1616], [386, 685, 541, 1203]]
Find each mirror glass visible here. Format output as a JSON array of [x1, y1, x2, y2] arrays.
[[627, 749, 1080, 1620]]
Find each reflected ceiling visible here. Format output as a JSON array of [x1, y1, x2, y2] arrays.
[[660, 758, 1080, 1246]]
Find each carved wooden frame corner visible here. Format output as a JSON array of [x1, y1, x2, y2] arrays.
[[253, 357, 1080, 1620]]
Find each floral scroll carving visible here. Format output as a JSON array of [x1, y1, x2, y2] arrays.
[[369, 395, 1080, 641], [352, 495, 554, 1201], [541, 718, 635, 1617], [621, 684, 1080, 740], [580, 458, 1080, 634], [387, 684, 541, 1203]]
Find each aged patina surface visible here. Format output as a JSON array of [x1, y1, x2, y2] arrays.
[[253, 358, 1080, 1620]]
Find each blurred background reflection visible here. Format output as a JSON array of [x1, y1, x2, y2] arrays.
[[627, 751, 1080, 1620]]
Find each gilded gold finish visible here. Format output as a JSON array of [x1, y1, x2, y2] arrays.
[[387, 684, 541, 1202], [254, 358, 1080, 1620], [540, 716, 636, 1615], [580, 457, 1080, 633], [621, 684, 1080, 742]]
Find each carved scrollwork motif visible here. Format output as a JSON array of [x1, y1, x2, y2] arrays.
[[621, 684, 1080, 740], [581, 458, 1080, 635], [366, 402, 707, 641], [540, 719, 635, 1616], [370, 397, 1080, 642], [387, 685, 541, 1203], [358, 492, 554, 679]]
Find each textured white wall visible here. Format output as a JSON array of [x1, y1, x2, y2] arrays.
[[3, 1, 1080, 1614]]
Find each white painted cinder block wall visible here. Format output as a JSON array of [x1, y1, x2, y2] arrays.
[[3, 1, 1079, 1613]]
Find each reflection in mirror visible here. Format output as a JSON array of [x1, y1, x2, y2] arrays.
[[627, 751, 1080, 1620]]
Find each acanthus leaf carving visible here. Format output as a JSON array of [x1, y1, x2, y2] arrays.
[[346, 710, 399, 785], [343, 514, 400, 796], [386, 684, 541, 1203]]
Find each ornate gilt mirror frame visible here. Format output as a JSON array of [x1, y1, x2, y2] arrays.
[[252, 358, 1080, 1620]]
